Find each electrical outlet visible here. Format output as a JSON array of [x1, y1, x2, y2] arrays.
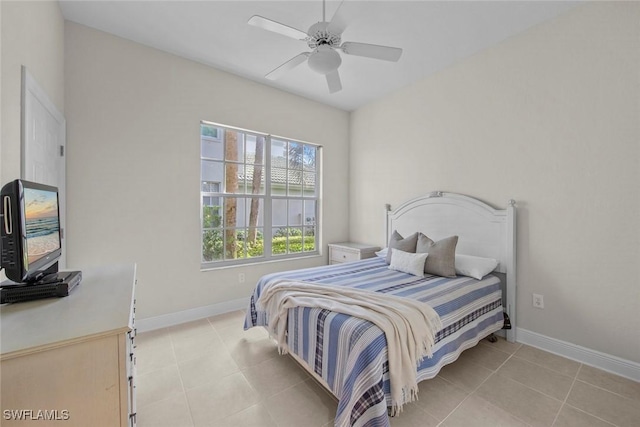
[[532, 293, 544, 309], [238, 273, 245, 284]]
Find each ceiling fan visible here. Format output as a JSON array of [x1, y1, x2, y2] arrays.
[[248, 0, 403, 94]]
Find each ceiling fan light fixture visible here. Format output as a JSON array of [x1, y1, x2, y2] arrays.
[[307, 46, 342, 75]]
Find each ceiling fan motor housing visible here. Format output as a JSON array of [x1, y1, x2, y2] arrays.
[[307, 22, 341, 49]]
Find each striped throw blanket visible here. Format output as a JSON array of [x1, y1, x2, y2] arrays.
[[257, 279, 442, 414]]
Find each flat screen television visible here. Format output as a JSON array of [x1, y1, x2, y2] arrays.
[[1, 179, 62, 283]]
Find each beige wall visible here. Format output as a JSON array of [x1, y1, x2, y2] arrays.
[[1, 1, 64, 281], [350, 2, 640, 362], [1, 0, 65, 183], [64, 22, 350, 319]]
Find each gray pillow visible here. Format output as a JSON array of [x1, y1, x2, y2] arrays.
[[385, 231, 418, 264], [416, 233, 458, 277]]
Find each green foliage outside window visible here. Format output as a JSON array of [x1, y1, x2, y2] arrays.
[[202, 205, 315, 261], [202, 231, 315, 261], [203, 205, 221, 228]]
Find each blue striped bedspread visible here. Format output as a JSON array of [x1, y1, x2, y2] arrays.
[[244, 256, 504, 427]]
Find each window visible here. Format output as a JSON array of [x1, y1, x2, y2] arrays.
[[200, 122, 320, 267]]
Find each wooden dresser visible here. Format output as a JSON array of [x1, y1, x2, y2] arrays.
[[0, 264, 137, 427]]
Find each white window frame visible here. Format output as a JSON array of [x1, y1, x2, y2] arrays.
[[200, 121, 321, 269]]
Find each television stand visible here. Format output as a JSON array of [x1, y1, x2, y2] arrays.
[[0, 271, 82, 304]]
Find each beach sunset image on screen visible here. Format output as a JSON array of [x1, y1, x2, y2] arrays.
[[23, 188, 60, 264]]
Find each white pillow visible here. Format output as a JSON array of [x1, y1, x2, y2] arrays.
[[375, 248, 388, 258], [389, 249, 428, 277], [455, 254, 499, 280]]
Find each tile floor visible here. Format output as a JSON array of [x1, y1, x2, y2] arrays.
[[135, 310, 640, 427]]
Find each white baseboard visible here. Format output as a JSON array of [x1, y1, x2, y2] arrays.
[[136, 297, 249, 333], [517, 328, 640, 382]]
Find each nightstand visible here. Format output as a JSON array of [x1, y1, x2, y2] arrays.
[[328, 242, 381, 265]]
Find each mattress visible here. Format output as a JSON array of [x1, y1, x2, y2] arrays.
[[244, 256, 504, 427]]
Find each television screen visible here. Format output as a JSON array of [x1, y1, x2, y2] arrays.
[[1, 179, 62, 283], [23, 187, 61, 267]]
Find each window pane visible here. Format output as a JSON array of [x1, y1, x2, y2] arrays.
[[201, 160, 223, 184], [247, 228, 264, 258], [223, 197, 245, 229], [303, 226, 316, 252], [246, 197, 264, 227], [303, 173, 316, 197], [304, 200, 316, 226], [271, 167, 287, 196], [238, 165, 249, 195], [245, 197, 264, 228], [272, 227, 287, 255], [288, 142, 303, 170], [288, 228, 303, 253], [246, 166, 265, 195], [201, 135, 222, 160], [224, 130, 244, 162], [288, 199, 303, 226], [303, 145, 316, 171], [288, 170, 302, 196], [225, 164, 245, 194], [246, 135, 265, 165], [202, 230, 223, 262], [271, 139, 287, 164], [224, 228, 241, 260], [246, 134, 266, 195], [235, 230, 247, 259], [202, 200, 222, 228], [272, 199, 287, 226]]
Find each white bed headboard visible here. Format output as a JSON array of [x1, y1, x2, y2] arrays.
[[385, 191, 517, 342]]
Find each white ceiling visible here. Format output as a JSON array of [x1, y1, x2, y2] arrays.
[[59, 0, 579, 111]]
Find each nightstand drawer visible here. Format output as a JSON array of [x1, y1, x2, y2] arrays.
[[328, 242, 381, 265], [330, 248, 360, 264]]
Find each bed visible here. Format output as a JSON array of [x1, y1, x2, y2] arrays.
[[244, 192, 516, 427]]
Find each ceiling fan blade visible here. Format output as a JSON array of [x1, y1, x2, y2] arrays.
[[340, 42, 403, 62], [265, 52, 311, 80], [326, 0, 347, 35], [248, 15, 308, 41], [326, 69, 342, 94]]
